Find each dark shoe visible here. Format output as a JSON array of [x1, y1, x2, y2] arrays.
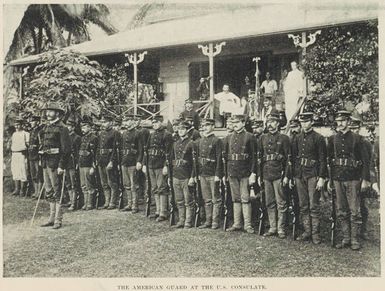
[[296, 232, 311, 242], [226, 226, 242, 232], [41, 222, 54, 227], [336, 239, 351, 249], [122, 206, 132, 212], [132, 209, 139, 214], [156, 216, 167, 222], [198, 223, 211, 229], [211, 224, 219, 230], [263, 230, 277, 237], [149, 214, 159, 219], [351, 241, 361, 251], [184, 223, 192, 229], [52, 223, 62, 229], [69, 206, 76, 211], [107, 205, 117, 210]]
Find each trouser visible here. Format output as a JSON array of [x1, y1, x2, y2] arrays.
[[65, 168, 78, 206], [360, 195, 368, 234], [173, 177, 194, 226], [149, 168, 168, 217], [79, 167, 95, 208], [229, 176, 252, 229], [29, 160, 43, 197], [98, 166, 119, 207], [43, 167, 64, 224], [264, 178, 287, 234], [122, 165, 138, 210], [334, 180, 362, 242], [295, 176, 320, 236], [200, 176, 222, 227]]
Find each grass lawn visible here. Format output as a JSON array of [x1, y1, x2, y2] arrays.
[[2, 192, 380, 277]]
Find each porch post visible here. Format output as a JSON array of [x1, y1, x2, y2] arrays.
[[125, 51, 148, 115], [19, 67, 23, 99], [198, 42, 226, 119]]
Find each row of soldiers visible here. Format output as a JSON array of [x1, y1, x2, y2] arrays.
[[14, 102, 379, 251]]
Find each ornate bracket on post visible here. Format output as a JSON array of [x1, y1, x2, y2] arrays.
[[198, 41, 226, 119], [124, 51, 148, 115], [288, 30, 321, 55]]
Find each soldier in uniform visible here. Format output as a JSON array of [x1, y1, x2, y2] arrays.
[[179, 99, 200, 130], [327, 110, 371, 250], [225, 114, 257, 234], [170, 120, 195, 228], [348, 117, 372, 240], [28, 115, 43, 199], [65, 116, 82, 211], [96, 115, 121, 209], [291, 112, 327, 244], [40, 102, 71, 229], [143, 115, 173, 221], [196, 118, 222, 229], [78, 117, 98, 210], [288, 119, 301, 137], [257, 110, 291, 238], [184, 116, 201, 141], [120, 115, 144, 213]]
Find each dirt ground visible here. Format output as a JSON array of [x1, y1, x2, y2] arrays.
[[2, 192, 380, 277]]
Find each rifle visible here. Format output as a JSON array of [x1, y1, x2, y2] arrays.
[[74, 166, 82, 210], [221, 151, 230, 231], [258, 181, 266, 235], [286, 183, 299, 240], [167, 155, 176, 226], [192, 144, 203, 228], [327, 157, 337, 247], [94, 165, 102, 210], [116, 140, 125, 210], [144, 146, 152, 217]]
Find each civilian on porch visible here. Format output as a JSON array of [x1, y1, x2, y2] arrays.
[[214, 84, 241, 116], [260, 72, 278, 95], [284, 61, 304, 122]]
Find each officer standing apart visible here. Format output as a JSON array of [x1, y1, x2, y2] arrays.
[[40, 102, 71, 229], [143, 116, 173, 221], [257, 110, 291, 238], [78, 117, 98, 210], [120, 115, 143, 213], [327, 110, 371, 250], [225, 114, 257, 234], [292, 112, 327, 244], [96, 115, 121, 209], [170, 121, 195, 228], [197, 118, 222, 229], [66, 116, 82, 211]]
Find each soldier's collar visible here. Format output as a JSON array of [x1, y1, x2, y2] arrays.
[[203, 132, 215, 138], [303, 128, 313, 135], [49, 118, 60, 125], [338, 129, 350, 135], [235, 128, 246, 134]]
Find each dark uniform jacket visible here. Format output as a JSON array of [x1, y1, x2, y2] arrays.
[[172, 135, 194, 180], [257, 131, 291, 181], [40, 119, 71, 169], [225, 129, 256, 178], [120, 128, 143, 167], [146, 127, 173, 169], [28, 126, 42, 161], [187, 127, 201, 141], [96, 127, 120, 167], [292, 129, 327, 179], [327, 130, 370, 181], [197, 133, 222, 177], [79, 132, 98, 168], [138, 126, 150, 147], [68, 132, 81, 169]]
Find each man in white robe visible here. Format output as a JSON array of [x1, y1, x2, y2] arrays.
[[284, 61, 304, 121]]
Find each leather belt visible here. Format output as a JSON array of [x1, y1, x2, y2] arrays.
[[297, 157, 316, 167], [199, 157, 215, 165], [263, 153, 282, 162], [229, 153, 249, 161], [149, 149, 165, 156], [79, 149, 91, 156], [122, 149, 138, 155], [172, 159, 188, 166], [43, 148, 60, 154], [100, 149, 113, 154]]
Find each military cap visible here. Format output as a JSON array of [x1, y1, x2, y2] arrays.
[[335, 110, 351, 121], [298, 112, 314, 122], [202, 118, 215, 125], [263, 94, 273, 100], [178, 121, 191, 129], [185, 99, 193, 104], [151, 115, 164, 123], [266, 109, 280, 121], [289, 119, 301, 128], [349, 117, 362, 129], [45, 102, 65, 113], [231, 114, 246, 122], [251, 119, 264, 128], [184, 117, 194, 124]]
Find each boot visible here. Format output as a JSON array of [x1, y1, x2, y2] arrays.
[[336, 219, 351, 249], [20, 181, 28, 197], [31, 182, 38, 198], [11, 180, 21, 196], [242, 203, 254, 234], [361, 216, 369, 240], [109, 189, 118, 208], [297, 214, 311, 241], [184, 206, 193, 228], [212, 202, 221, 229], [226, 203, 242, 232], [103, 189, 111, 208], [264, 208, 277, 236], [277, 211, 287, 238], [199, 203, 213, 229], [132, 189, 138, 212], [154, 194, 160, 216], [68, 190, 76, 211], [158, 195, 168, 220], [41, 202, 56, 227], [351, 223, 361, 251], [173, 206, 185, 228], [53, 202, 63, 229], [311, 217, 321, 244]]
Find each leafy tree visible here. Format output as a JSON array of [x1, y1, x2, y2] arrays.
[[302, 21, 378, 124], [23, 49, 105, 118]]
